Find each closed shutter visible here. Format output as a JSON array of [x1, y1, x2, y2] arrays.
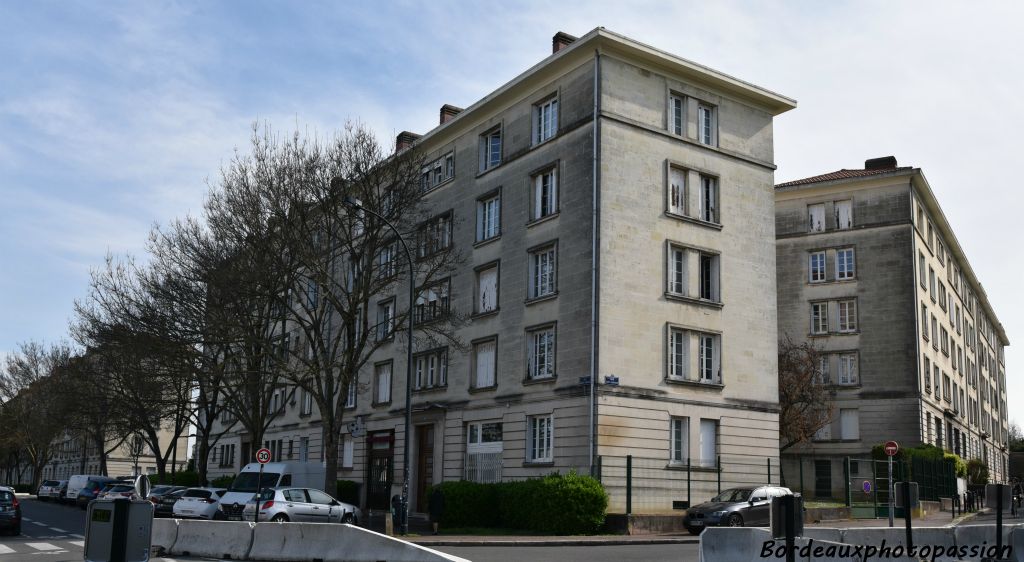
[[699, 419, 717, 467], [475, 340, 496, 388], [478, 267, 498, 312]]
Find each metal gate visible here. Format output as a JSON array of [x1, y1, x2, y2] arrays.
[[366, 431, 393, 510]]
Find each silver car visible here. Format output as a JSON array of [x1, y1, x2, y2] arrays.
[[241, 487, 360, 524]]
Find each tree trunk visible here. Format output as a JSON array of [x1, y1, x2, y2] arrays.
[[321, 421, 339, 497]]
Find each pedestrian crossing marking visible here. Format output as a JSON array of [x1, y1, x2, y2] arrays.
[[0, 545, 15, 555], [49, 527, 67, 533], [69, 541, 84, 548], [26, 543, 61, 551]]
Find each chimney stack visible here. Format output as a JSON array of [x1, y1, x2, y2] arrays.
[[439, 104, 464, 125], [396, 131, 422, 152], [552, 31, 577, 53], [864, 156, 898, 170]]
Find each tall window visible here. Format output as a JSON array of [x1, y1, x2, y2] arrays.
[[301, 386, 312, 415], [345, 378, 357, 409], [929, 267, 936, 300], [834, 200, 853, 230], [808, 204, 825, 232], [923, 356, 931, 394], [668, 245, 687, 296], [699, 419, 718, 467], [669, 94, 684, 136], [527, 325, 556, 380], [418, 212, 453, 258], [837, 248, 855, 280], [379, 242, 397, 279], [376, 298, 395, 340], [414, 348, 448, 390], [839, 409, 860, 440], [341, 436, 354, 468], [698, 333, 721, 383], [667, 327, 688, 380], [698, 252, 720, 302], [668, 167, 686, 215], [472, 338, 497, 389], [837, 299, 857, 332], [480, 127, 502, 171], [698, 174, 718, 223], [374, 362, 392, 405], [477, 192, 501, 242], [838, 353, 858, 385], [818, 355, 830, 384], [534, 97, 558, 144], [420, 152, 454, 191], [532, 168, 558, 220], [811, 302, 829, 334], [933, 365, 941, 396], [476, 264, 499, 314], [697, 103, 716, 145], [465, 422, 503, 483], [809, 251, 826, 283], [528, 244, 557, 299], [670, 417, 689, 463], [415, 279, 450, 323], [919, 252, 926, 287], [527, 415, 553, 462], [931, 315, 938, 350]]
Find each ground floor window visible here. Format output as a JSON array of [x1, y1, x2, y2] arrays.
[[465, 421, 503, 483]]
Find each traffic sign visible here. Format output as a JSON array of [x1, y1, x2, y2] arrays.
[[884, 441, 899, 457], [862, 480, 872, 494], [256, 447, 272, 464]]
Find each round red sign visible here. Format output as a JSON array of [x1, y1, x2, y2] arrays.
[[884, 441, 899, 457], [256, 447, 272, 464]]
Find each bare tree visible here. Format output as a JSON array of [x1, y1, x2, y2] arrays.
[[778, 337, 834, 453]]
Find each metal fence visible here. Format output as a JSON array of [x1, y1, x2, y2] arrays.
[[598, 455, 782, 515]]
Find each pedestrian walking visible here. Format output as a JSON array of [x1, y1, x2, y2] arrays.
[[429, 487, 445, 535]]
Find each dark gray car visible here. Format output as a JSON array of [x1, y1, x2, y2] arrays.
[[683, 486, 792, 534]]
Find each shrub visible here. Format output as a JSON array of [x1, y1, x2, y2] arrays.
[[336, 480, 360, 505], [150, 470, 200, 487], [211, 475, 235, 488]]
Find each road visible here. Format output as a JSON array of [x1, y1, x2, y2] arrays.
[[1, 497, 86, 562], [434, 544, 700, 562]]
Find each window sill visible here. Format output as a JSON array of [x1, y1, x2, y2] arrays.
[[665, 378, 723, 390], [664, 211, 723, 231], [522, 376, 557, 386], [525, 293, 558, 306], [473, 235, 501, 249], [472, 309, 500, 320], [666, 463, 719, 472], [476, 164, 503, 179], [413, 385, 448, 395], [531, 133, 558, 150], [522, 460, 555, 467], [468, 385, 498, 394], [664, 293, 723, 309], [421, 177, 455, 196], [372, 401, 392, 408], [526, 212, 560, 228]]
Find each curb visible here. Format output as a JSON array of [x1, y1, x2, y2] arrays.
[[409, 537, 699, 547], [945, 510, 983, 527]]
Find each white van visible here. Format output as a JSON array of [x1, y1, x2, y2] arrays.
[[216, 462, 326, 520], [66, 474, 106, 502]]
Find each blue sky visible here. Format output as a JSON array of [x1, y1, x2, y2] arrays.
[[1, 1, 1021, 422]]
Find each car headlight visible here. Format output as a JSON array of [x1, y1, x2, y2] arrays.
[[711, 511, 728, 517]]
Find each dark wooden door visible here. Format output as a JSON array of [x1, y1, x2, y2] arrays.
[[366, 431, 393, 510], [416, 425, 434, 512]]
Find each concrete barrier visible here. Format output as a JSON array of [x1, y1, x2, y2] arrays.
[[1011, 527, 1024, 562], [801, 528, 843, 543], [150, 518, 178, 555], [841, 527, 957, 562], [698, 527, 771, 562], [954, 523, 1022, 560], [246, 522, 470, 562], [168, 520, 254, 559], [792, 537, 865, 562]]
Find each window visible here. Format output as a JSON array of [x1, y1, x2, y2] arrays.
[[527, 325, 556, 380], [818, 355, 830, 384], [301, 386, 313, 415], [837, 248, 855, 280], [668, 166, 686, 215], [811, 302, 829, 334], [933, 366, 941, 396], [531, 168, 558, 220], [834, 200, 853, 230], [839, 409, 860, 440], [943, 373, 951, 402], [534, 97, 558, 144], [808, 204, 825, 232], [472, 338, 497, 389], [476, 263, 499, 314], [697, 103, 716, 146], [668, 244, 687, 295], [929, 267, 936, 300], [345, 378, 357, 408], [477, 192, 501, 241], [837, 299, 857, 332], [465, 422, 503, 483], [667, 327, 688, 380], [809, 251, 826, 283], [699, 419, 718, 467], [378, 242, 397, 279], [376, 298, 395, 340], [669, 94, 684, 136], [374, 362, 392, 405], [921, 303, 929, 340], [527, 415, 553, 462], [341, 436, 354, 468], [923, 356, 931, 393], [528, 244, 557, 299], [938, 283, 947, 310], [480, 127, 502, 171], [838, 353, 858, 385], [698, 333, 721, 383], [420, 152, 454, 191], [814, 419, 832, 441], [940, 326, 949, 355], [919, 252, 926, 287], [698, 252, 720, 302], [418, 212, 453, 258], [927, 221, 934, 248], [670, 417, 689, 463], [415, 279, 450, 323], [931, 315, 938, 350], [414, 348, 448, 390], [698, 174, 718, 223]]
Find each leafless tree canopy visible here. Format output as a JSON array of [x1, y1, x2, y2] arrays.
[[778, 336, 834, 453]]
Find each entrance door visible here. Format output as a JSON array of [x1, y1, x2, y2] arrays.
[[366, 431, 394, 510], [416, 425, 435, 512], [814, 460, 832, 499]]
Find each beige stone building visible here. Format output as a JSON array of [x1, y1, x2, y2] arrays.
[[39, 429, 188, 482], [207, 28, 796, 515]]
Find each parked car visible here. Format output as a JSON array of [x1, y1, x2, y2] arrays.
[[75, 477, 118, 509], [154, 488, 187, 518], [67, 474, 107, 503], [683, 486, 793, 535], [172, 488, 227, 519], [216, 462, 325, 519], [0, 485, 21, 535], [240, 487, 361, 524], [98, 484, 137, 500], [147, 485, 187, 503], [37, 480, 66, 501]]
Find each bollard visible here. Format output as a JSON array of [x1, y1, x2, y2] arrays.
[[686, 459, 691, 509], [626, 455, 632, 516], [902, 482, 913, 552], [996, 484, 1003, 556]]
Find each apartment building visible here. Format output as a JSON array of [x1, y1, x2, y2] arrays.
[[207, 28, 796, 514], [32, 429, 188, 483], [775, 156, 1011, 496]]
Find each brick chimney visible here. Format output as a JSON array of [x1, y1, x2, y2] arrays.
[[396, 131, 421, 152], [864, 156, 897, 170], [439, 104, 464, 125], [552, 31, 577, 53]]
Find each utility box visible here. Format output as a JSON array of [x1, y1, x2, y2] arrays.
[[894, 482, 919, 508], [770, 493, 804, 539], [84, 498, 154, 562]]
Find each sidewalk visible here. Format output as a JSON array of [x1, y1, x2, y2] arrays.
[[807, 508, 982, 528], [410, 534, 698, 547]]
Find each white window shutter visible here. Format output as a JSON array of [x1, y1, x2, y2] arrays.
[[476, 341, 496, 388], [479, 268, 498, 312]]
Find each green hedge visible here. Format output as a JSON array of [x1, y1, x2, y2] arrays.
[[335, 480, 360, 505], [211, 475, 235, 488], [150, 470, 201, 487], [429, 471, 607, 535]]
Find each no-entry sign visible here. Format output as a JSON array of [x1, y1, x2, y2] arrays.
[[256, 447, 272, 464], [884, 441, 899, 457]]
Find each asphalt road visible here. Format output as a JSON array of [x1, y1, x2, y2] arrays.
[[1, 497, 86, 562], [434, 544, 700, 562]]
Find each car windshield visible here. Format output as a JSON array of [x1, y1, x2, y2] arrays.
[[0, 491, 14, 503], [229, 472, 280, 493], [711, 488, 754, 502], [109, 485, 133, 492], [42, 480, 58, 486], [150, 486, 172, 495], [182, 489, 212, 499]]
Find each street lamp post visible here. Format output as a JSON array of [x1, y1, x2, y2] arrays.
[[343, 195, 415, 536]]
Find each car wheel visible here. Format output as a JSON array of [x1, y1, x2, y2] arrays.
[[13, 523, 21, 536], [271, 514, 289, 523], [687, 526, 704, 536], [341, 513, 354, 524], [727, 513, 744, 527]]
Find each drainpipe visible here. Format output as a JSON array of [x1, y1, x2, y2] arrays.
[[588, 49, 602, 475]]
